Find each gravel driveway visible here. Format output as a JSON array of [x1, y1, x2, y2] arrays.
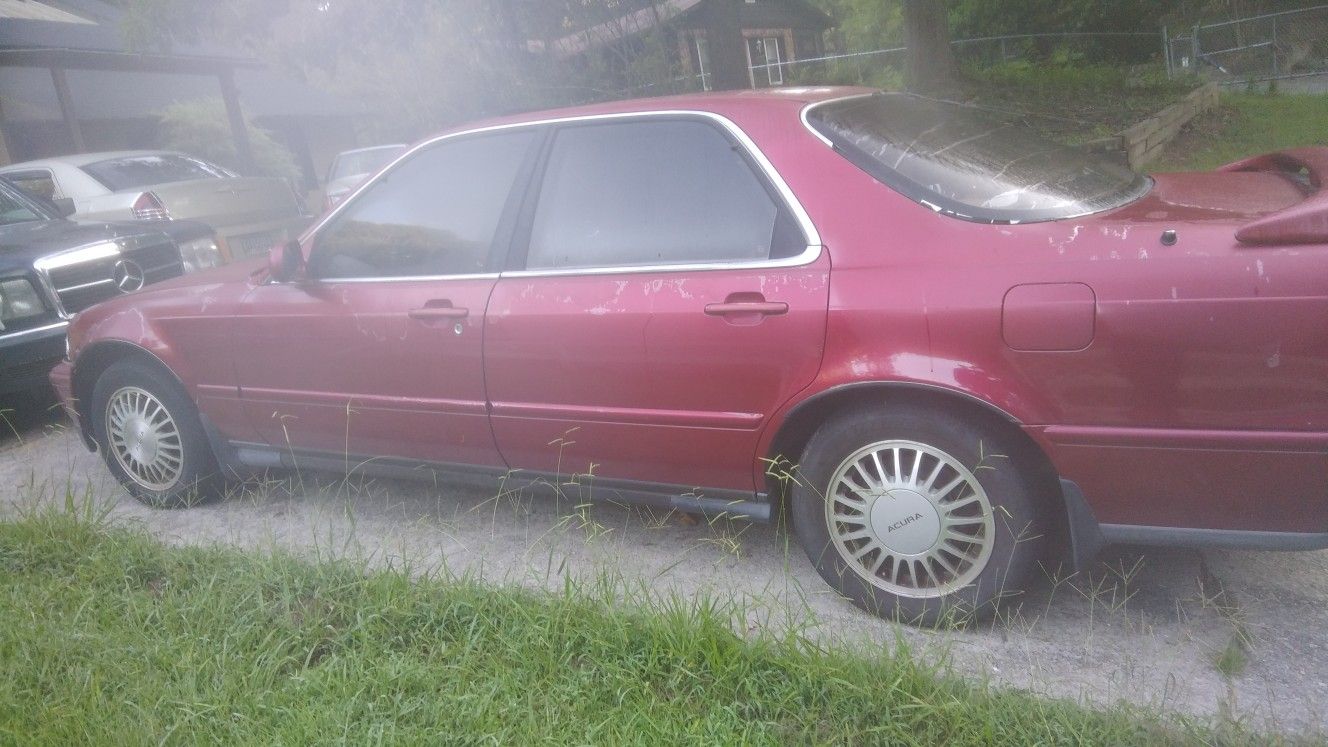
[[2, 390, 1326, 736]]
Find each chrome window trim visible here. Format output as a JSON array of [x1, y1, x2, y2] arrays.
[[799, 92, 876, 148], [312, 272, 501, 285], [297, 108, 823, 285], [0, 320, 67, 343], [501, 244, 821, 279]]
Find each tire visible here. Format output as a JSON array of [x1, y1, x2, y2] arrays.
[[90, 358, 224, 508], [790, 403, 1045, 626]]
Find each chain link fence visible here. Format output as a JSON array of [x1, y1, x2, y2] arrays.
[[1167, 4, 1328, 86], [751, 32, 1164, 88]]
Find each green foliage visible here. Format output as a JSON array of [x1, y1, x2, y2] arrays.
[[1156, 93, 1328, 171], [156, 99, 301, 183], [0, 508, 1267, 745]]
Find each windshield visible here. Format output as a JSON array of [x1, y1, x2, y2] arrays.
[[81, 154, 233, 192], [0, 180, 51, 227], [330, 146, 406, 182], [806, 93, 1150, 223]]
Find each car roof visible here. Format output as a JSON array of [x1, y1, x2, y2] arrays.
[[338, 145, 407, 156], [430, 86, 874, 140], [0, 150, 188, 170]]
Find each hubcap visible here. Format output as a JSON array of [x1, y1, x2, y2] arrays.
[[825, 440, 995, 599], [106, 386, 183, 491]]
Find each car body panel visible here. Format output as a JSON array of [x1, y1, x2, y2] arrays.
[[229, 276, 502, 467], [485, 253, 830, 490], [55, 87, 1328, 543]]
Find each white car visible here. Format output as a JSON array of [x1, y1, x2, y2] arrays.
[[0, 151, 310, 263], [323, 144, 406, 210]]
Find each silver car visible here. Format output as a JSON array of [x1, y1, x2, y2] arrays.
[[0, 151, 310, 263], [322, 144, 407, 210]]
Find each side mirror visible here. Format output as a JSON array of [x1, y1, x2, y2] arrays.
[[269, 239, 305, 283], [53, 197, 76, 218]]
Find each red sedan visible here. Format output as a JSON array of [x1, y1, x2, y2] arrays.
[[51, 87, 1328, 625]]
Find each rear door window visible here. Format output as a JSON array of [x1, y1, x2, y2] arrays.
[[524, 119, 803, 271], [5, 170, 61, 201]]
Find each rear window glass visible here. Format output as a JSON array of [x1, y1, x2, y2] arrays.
[[806, 93, 1150, 223], [81, 155, 232, 191]]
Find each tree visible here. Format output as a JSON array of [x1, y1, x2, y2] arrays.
[[900, 0, 957, 90]]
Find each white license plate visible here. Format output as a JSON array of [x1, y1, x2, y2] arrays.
[[232, 231, 282, 258]]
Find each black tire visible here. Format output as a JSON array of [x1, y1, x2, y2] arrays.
[[90, 358, 224, 508], [790, 403, 1046, 626]]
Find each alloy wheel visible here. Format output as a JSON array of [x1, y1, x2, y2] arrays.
[[105, 386, 184, 491], [824, 440, 995, 599]]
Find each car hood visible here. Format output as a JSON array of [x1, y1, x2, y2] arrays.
[[0, 218, 170, 274], [1105, 170, 1306, 224]]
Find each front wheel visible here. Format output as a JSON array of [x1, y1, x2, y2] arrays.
[[790, 404, 1046, 626], [90, 358, 224, 508]]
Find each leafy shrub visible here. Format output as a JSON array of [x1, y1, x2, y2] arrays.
[[156, 99, 301, 184]]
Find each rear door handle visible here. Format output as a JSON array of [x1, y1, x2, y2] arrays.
[[409, 303, 469, 321], [704, 301, 789, 316]]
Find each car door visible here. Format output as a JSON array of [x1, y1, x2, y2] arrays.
[[231, 128, 541, 466], [484, 115, 829, 492]]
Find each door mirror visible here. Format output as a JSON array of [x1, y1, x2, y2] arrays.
[[52, 197, 76, 218], [269, 239, 305, 282]]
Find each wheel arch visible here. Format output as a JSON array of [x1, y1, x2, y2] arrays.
[[764, 381, 1072, 562], [71, 340, 184, 443]]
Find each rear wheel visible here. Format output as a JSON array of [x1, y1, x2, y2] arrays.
[[90, 358, 224, 508], [791, 404, 1045, 626]]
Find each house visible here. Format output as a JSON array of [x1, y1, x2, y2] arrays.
[[535, 0, 834, 93], [0, 0, 362, 188]]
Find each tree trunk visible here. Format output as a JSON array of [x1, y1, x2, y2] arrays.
[[901, 0, 957, 91], [706, 0, 750, 91]]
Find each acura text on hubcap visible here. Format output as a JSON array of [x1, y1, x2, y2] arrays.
[[106, 386, 184, 491], [825, 440, 995, 598]]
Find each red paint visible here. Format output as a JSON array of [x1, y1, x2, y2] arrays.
[[56, 87, 1328, 535], [1002, 283, 1096, 352]]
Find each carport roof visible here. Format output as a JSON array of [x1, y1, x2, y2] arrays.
[[0, 1, 361, 121]]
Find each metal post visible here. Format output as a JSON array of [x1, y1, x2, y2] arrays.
[[218, 68, 256, 174], [1271, 15, 1279, 78], [1162, 25, 1172, 77], [0, 96, 12, 166], [1191, 23, 1201, 69], [49, 67, 86, 153]]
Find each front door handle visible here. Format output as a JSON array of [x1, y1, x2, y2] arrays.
[[704, 301, 789, 317], [409, 302, 469, 321]]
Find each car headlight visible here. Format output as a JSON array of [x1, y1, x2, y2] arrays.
[[0, 277, 47, 331], [178, 236, 223, 273]]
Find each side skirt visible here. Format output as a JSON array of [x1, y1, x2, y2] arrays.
[[225, 441, 773, 523], [1059, 478, 1328, 571]]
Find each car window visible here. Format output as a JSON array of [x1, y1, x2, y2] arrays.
[[806, 93, 1151, 224], [525, 119, 798, 271], [81, 155, 232, 191], [0, 186, 44, 227], [5, 170, 60, 202], [309, 131, 535, 280]]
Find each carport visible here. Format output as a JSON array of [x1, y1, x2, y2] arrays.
[[0, 46, 261, 172]]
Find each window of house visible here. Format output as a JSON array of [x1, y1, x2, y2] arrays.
[[747, 36, 785, 87], [525, 119, 802, 271], [310, 130, 535, 279]]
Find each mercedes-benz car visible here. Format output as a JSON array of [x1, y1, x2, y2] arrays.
[[0, 176, 213, 394], [50, 88, 1328, 625]]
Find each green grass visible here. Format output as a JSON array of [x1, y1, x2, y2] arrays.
[[0, 507, 1275, 745], [1156, 93, 1328, 172]]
